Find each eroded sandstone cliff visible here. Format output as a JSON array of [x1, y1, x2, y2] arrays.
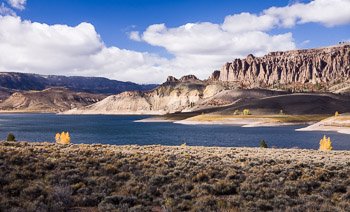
[[219, 44, 350, 90], [65, 77, 227, 115]]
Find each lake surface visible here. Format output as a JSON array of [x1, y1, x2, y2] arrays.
[[0, 114, 349, 150]]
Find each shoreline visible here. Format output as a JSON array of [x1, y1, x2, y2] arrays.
[[297, 115, 350, 135], [136, 114, 350, 135], [137, 114, 329, 128]]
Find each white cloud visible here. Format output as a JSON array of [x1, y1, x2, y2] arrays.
[[7, 0, 26, 10], [142, 23, 295, 58], [222, 13, 278, 33], [265, 0, 350, 27], [0, 0, 349, 84], [0, 16, 168, 83]]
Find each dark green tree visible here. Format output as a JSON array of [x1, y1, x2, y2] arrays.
[[6, 133, 16, 142], [259, 140, 268, 148]]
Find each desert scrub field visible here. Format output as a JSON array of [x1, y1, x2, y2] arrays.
[[0, 142, 349, 211]]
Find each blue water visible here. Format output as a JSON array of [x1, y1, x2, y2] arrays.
[[0, 114, 349, 150]]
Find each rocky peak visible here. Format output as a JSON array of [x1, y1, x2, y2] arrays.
[[218, 44, 350, 90], [179, 75, 199, 82], [209, 70, 221, 81], [166, 76, 179, 83]]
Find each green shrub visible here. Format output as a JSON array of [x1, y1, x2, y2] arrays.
[[260, 140, 268, 148], [6, 133, 16, 142]]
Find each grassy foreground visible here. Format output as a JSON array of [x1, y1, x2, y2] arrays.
[[0, 142, 349, 211]]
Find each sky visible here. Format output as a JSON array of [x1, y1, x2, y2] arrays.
[[0, 0, 349, 83]]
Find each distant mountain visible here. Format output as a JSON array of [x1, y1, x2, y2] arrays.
[[0, 72, 158, 94], [0, 87, 106, 113]]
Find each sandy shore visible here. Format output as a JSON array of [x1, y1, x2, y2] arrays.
[[175, 118, 306, 127], [297, 115, 350, 135], [297, 125, 350, 134], [172, 114, 327, 128], [134, 117, 174, 123]]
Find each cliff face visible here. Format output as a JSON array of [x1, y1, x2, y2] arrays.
[[65, 78, 223, 115], [219, 44, 350, 89]]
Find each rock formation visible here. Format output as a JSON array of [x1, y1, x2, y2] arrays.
[[218, 44, 350, 90], [65, 77, 212, 115]]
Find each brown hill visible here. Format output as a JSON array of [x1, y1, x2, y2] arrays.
[[0, 87, 106, 113], [213, 93, 350, 115]]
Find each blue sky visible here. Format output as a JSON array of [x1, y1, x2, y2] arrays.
[[0, 0, 349, 83], [19, 0, 350, 53]]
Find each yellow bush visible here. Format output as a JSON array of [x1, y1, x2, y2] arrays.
[[335, 111, 339, 116], [55, 132, 71, 144], [319, 135, 332, 151], [243, 109, 251, 116]]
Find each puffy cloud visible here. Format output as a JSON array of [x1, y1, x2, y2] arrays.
[[7, 0, 26, 10], [265, 0, 350, 27], [222, 13, 278, 33], [142, 23, 295, 58], [0, 16, 168, 83]]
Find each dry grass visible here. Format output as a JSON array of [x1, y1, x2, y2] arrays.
[[0, 142, 349, 211]]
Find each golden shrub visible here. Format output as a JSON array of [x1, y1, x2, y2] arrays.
[[335, 111, 339, 117], [319, 135, 332, 151], [55, 132, 71, 144], [243, 109, 251, 115]]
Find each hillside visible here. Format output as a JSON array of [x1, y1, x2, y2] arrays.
[[0, 72, 157, 95], [213, 93, 350, 115], [64, 75, 254, 115], [0, 87, 106, 113]]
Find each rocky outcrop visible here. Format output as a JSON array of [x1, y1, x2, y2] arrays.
[[208, 70, 221, 81], [0, 87, 106, 112], [218, 44, 350, 90]]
